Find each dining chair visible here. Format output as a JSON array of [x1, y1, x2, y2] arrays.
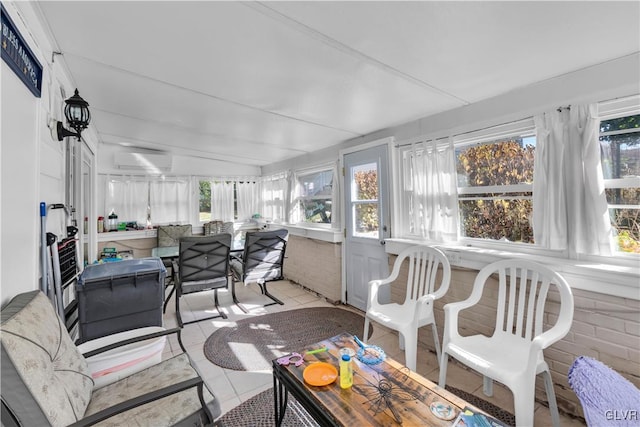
[[173, 233, 231, 327], [1, 290, 220, 426], [156, 224, 192, 312], [439, 259, 574, 427], [203, 220, 224, 235], [363, 245, 451, 372], [230, 228, 288, 309], [156, 224, 193, 248]]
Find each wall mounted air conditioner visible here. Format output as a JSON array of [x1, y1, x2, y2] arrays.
[[114, 152, 173, 173]]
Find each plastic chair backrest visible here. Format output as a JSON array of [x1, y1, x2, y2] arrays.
[[178, 234, 231, 284], [398, 245, 451, 303], [475, 259, 574, 342]]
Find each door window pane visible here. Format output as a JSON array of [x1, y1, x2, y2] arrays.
[[353, 203, 379, 237], [351, 163, 379, 238], [352, 163, 378, 201]]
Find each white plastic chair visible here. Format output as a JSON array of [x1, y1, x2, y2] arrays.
[[438, 259, 574, 427], [363, 245, 451, 372]]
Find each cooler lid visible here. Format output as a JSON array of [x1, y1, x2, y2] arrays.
[[78, 257, 166, 285]]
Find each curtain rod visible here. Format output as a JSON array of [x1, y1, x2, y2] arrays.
[[395, 112, 545, 149]]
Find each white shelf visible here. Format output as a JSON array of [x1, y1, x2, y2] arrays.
[[96, 229, 157, 242]]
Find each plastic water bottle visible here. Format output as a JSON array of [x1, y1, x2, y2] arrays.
[[339, 354, 353, 389]]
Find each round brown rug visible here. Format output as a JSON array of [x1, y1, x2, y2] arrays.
[[204, 307, 372, 371]]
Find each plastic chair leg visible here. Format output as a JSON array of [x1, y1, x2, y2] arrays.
[[431, 323, 442, 369], [513, 384, 536, 427], [403, 330, 418, 372], [363, 318, 371, 341], [438, 352, 448, 388], [483, 376, 494, 397], [542, 369, 561, 427]]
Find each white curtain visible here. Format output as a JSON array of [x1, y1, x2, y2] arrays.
[[149, 180, 190, 225], [260, 173, 289, 223], [330, 160, 341, 229], [533, 110, 568, 250], [236, 181, 259, 221], [533, 105, 612, 255], [211, 181, 234, 221], [104, 178, 149, 225], [408, 138, 458, 241], [289, 172, 303, 224]]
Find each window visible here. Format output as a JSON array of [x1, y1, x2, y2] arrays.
[[456, 134, 536, 244], [103, 177, 189, 226], [295, 169, 333, 224], [350, 162, 379, 237], [600, 114, 640, 254], [198, 179, 260, 222]]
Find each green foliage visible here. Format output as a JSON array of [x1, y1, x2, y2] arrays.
[[354, 170, 378, 232], [199, 181, 211, 213]]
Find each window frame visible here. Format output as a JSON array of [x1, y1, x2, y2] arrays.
[[589, 98, 640, 260], [292, 164, 336, 229], [455, 131, 536, 246]]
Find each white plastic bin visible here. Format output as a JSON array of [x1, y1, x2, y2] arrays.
[[77, 326, 167, 389]]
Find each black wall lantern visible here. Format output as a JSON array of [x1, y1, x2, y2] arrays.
[[56, 89, 91, 141]]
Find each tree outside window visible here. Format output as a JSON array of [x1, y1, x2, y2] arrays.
[[600, 114, 640, 253], [457, 137, 535, 243]]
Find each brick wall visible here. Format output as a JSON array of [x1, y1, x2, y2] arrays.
[[283, 235, 342, 302], [384, 255, 640, 419]]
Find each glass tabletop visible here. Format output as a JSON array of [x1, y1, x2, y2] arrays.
[[152, 240, 244, 258]]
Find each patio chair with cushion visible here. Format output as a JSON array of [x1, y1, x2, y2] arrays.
[[173, 234, 231, 327], [230, 228, 288, 309], [157, 224, 192, 312], [1, 290, 220, 426]]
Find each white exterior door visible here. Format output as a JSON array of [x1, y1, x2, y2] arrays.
[[343, 142, 391, 311]]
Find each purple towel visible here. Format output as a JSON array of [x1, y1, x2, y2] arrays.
[[568, 356, 640, 427]]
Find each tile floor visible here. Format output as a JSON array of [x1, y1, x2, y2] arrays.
[[161, 280, 586, 426]]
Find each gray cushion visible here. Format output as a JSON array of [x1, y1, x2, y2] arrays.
[[1, 291, 93, 426], [157, 225, 192, 247], [86, 353, 220, 426]]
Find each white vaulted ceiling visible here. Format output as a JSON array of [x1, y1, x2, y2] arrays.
[[35, 1, 640, 167]]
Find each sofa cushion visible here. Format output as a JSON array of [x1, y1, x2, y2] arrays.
[[1, 291, 93, 426], [86, 353, 219, 426]]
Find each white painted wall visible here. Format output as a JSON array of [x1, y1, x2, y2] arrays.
[[0, 2, 97, 305], [1, 61, 41, 304]]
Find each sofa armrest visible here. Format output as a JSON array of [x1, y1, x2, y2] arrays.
[[81, 327, 186, 358]]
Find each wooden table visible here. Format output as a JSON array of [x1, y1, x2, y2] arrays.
[[272, 332, 477, 427]]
